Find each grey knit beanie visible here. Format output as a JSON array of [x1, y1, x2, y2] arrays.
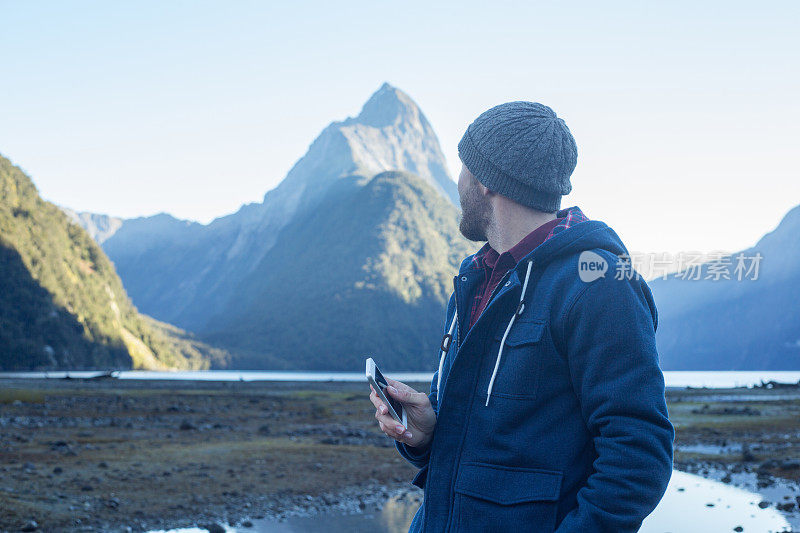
[[458, 101, 577, 212]]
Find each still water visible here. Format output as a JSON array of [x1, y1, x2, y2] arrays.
[[149, 471, 791, 532], [3, 370, 800, 388]]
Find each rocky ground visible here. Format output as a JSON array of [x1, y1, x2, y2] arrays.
[[3, 377, 800, 532], [0, 378, 423, 532], [671, 381, 800, 528]]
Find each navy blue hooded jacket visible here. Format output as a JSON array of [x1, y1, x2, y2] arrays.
[[395, 211, 675, 532]]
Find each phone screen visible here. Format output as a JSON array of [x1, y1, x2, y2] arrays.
[[373, 364, 404, 419]]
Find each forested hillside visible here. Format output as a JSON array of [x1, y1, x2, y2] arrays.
[[0, 154, 230, 370]]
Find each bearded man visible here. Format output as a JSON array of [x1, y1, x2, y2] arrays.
[[369, 101, 674, 533]]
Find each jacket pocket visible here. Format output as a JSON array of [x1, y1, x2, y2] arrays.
[[485, 319, 547, 400], [453, 462, 561, 533], [495, 318, 546, 347]]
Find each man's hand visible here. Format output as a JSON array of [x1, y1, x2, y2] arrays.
[[369, 378, 436, 449]]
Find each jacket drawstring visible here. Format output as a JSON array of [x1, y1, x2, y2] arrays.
[[485, 259, 534, 407], [437, 311, 458, 404], [436, 258, 534, 408]]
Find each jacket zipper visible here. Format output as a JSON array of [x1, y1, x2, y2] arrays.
[[473, 264, 519, 330], [455, 266, 518, 352], [441, 259, 536, 533], [487, 258, 535, 315]]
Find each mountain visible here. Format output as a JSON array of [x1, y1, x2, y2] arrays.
[[86, 83, 460, 334], [651, 204, 800, 370], [0, 154, 231, 370], [61, 208, 123, 244], [202, 170, 474, 370]]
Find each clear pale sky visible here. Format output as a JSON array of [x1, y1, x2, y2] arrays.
[[1, 1, 798, 259]]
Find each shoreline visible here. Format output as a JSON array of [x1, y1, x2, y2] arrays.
[[2, 378, 800, 531]]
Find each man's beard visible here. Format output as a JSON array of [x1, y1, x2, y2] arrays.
[[458, 181, 492, 242]]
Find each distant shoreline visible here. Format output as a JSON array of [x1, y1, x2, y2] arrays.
[[3, 370, 800, 390]]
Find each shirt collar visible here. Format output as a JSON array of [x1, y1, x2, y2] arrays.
[[472, 217, 562, 269], [464, 205, 590, 274], [505, 217, 562, 263]]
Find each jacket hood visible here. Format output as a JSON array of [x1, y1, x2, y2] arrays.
[[458, 206, 630, 279], [451, 206, 635, 407]]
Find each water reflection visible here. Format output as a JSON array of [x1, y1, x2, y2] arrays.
[[378, 493, 420, 533], [641, 470, 790, 532]]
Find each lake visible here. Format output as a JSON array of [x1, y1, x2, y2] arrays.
[[2, 370, 800, 389]]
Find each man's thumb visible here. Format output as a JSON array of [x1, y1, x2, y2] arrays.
[[387, 385, 409, 402]]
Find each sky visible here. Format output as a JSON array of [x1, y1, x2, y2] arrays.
[[1, 1, 798, 263]]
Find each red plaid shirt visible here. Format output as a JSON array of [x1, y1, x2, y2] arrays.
[[467, 206, 589, 329]]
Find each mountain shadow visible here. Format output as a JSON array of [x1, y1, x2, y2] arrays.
[[0, 241, 129, 369]]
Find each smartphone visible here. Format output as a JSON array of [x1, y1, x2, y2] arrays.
[[366, 357, 407, 428]]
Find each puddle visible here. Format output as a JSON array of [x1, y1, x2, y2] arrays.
[[676, 443, 744, 455], [641, 470, 792, 532]]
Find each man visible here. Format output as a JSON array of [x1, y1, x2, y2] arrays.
[[369, 101, 674, 532]]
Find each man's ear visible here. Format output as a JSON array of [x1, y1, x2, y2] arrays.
[[479, 183, 493, 197]]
